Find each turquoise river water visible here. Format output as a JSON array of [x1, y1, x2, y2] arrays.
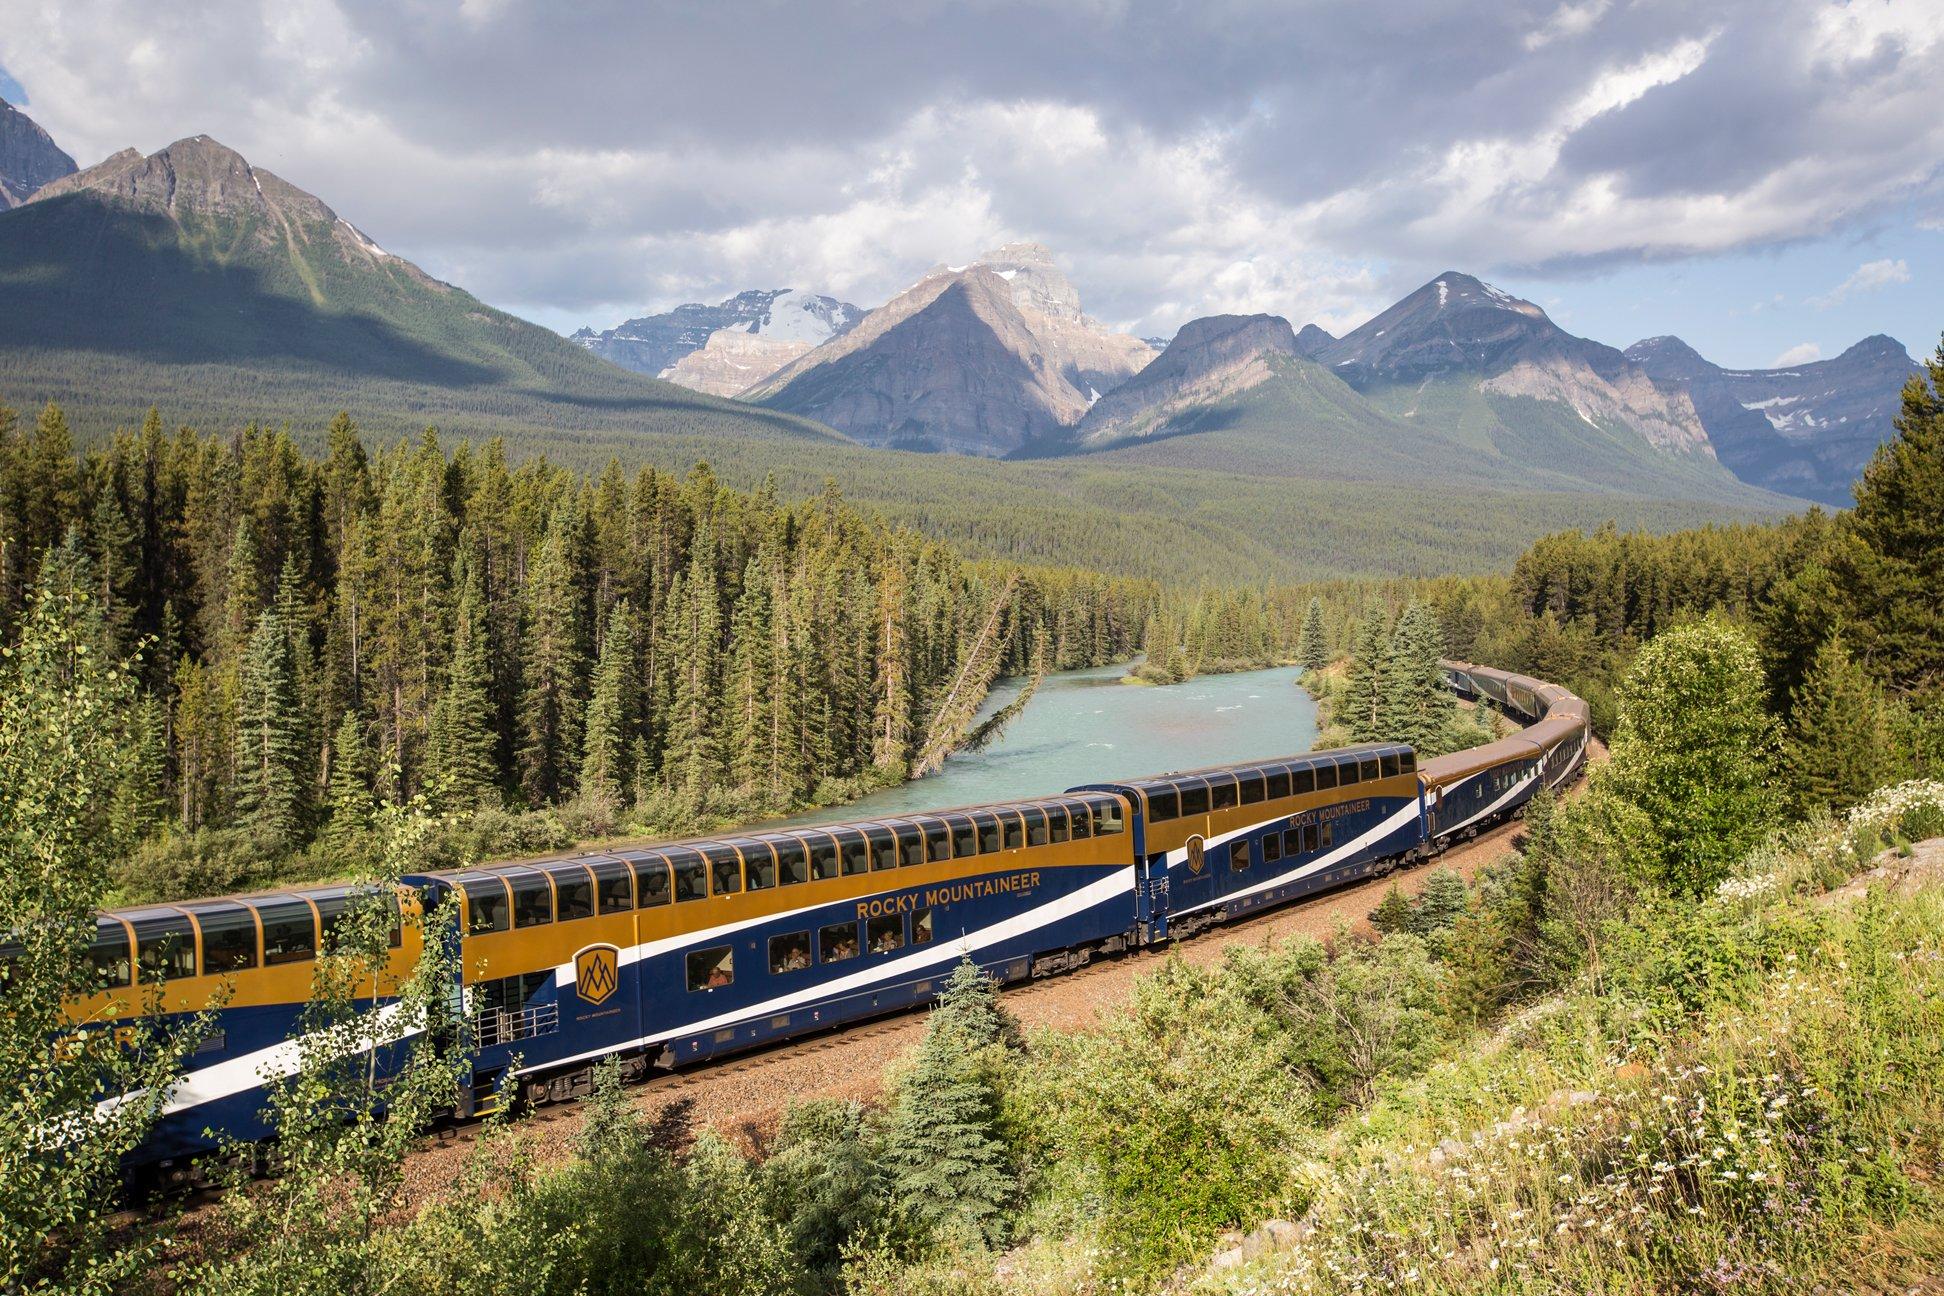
[[778, 661, 1319, 827]]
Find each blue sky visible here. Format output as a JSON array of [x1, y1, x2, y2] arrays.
[[2, 1, 1938, 370]]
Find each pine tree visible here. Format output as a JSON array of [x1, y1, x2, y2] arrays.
[[871, 556, 913, 771], [724, 556, 781, 797], [1296, 596, 1327, 672], [1783, 632, 1892, 814], [235, 608, 306, 846], [579, 598, 639, 807], [657, 526, 723, 800], [425, 551, 498, 811], [324, 710, 375, 846], [1369, 883, 1415, 935], [1340, 604, 1389, 742], [1835, 344, 1944, 690], [884, 961, 1018, 1245], [1411, 868, 1469, 939], [516, 509, 588, 804], [1378, 601, 1455, 751]]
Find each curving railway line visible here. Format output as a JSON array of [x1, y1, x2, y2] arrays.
[[70, 658, 1588, 1174]]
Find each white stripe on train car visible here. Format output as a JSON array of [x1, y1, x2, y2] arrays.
[[1172, 799, 1425, 919], [94, 1001, 422, 1122], [533, 865, 1139, 1073], [1439, 771, 1538, 837]]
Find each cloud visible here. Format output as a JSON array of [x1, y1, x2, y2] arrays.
[[0, 0, 1940, 336], [1771, 341, 1822, 366], [1808, 258, 1913, 308]]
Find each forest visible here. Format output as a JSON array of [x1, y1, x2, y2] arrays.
[[0, 402, 1154, 902]]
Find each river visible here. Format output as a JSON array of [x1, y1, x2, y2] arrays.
[[777, 662, 1319, 826]]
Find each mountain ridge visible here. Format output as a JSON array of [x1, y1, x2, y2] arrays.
[[0, 97, 78, 208]]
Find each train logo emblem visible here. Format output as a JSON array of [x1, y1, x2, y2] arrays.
[[1186, 835, 1206, 875], [575, 945, 620, 1005]]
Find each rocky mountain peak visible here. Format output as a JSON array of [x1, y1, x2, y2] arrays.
[[1293, 323, 1335, 358], [0, 97, 78, 208], [30, 135, 359, 236], [1623, 335, 1716, 381], [1839, 334, 1913, 364]]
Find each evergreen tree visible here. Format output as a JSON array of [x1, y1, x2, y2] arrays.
[[425, 551, 498, 811], [235, 608, 306, 846], [324, 710, 375, 846], [1835, 343, 1944, 690], [1340, 604, 1389, 741], [516, 510, 587, 803], [1783, 632, 1892, 814], [1378, 601, 1455, 752], [579, 598, 639, 807], [657, 527, 723, 799], [1411, 868, 1469, 939], [1295, 596, 1327, 672], [884, 961, 1018, 1246], [724, 555, 782, 798], [1369, 883, 1415, 935]]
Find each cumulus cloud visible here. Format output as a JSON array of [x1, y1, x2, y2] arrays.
[[1, 0, 1940, 336], [1808, 258, 1913, 308], [1771, 342, 1822, 366]]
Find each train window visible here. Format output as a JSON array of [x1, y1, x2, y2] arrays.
[[1399, 751, 1417, 774], [686, 946, 734, 992], [193, 907, 258, 973], [819, 921, 860, 964], [768, 931, 811, 974], [974, 813, 1001, 855], [923, 822, 952, 863], [1239, 774, 1265, 805], [912, 907, 935, 945], [867, 830, 898, 872], [1266, 770, 1291, 800], [633, 857, 672, 908], [808, 837, 840, 881], [461, 878, 510, 935], [838, 832, 870, 876], [1381, 754, 1400, 779], [1091, 798, 1125, 835], [1284, 828, 1303, 856], [1145, 789, 1178, 822], [1360, 759, 1380, 783], [670, 852, 708, 903], [743, 843, 777, 891], [1023, 808, 1048, 847], [1211, 778, 1239, 811], [1180, 784, 1210, 816], [1320, 822, 1335, 850], [87, 921, 132, 988], [1002, 815, 1023, 850], [867, 914, 905, 955], [552, 868, 594, 921], [1338, 761, 1360, 787], [772, 840, 810, 886], [258, 899, 319, 962], [896, 825, 925, 867], [1291, 767, 1315, 795], [1230, 837, 1251, 871], [1069, 803, 1092, 840], [1047, 806, 1070, 843], [509, 874, 554, 928], [705, 847, 743, 896], [1315, 764, 1337, 790], [592, 861, 634, 914], [133, 915, 196, 980], [1262, 833, 1283, 863], [949, 818, 977, 859]]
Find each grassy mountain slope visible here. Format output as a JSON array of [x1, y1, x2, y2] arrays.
[[0, 137, 844, 452]]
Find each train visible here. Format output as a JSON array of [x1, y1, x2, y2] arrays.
[[67, 659, 1588, 1168]]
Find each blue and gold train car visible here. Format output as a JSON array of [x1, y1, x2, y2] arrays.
[[72, 657, 1590, 1168]]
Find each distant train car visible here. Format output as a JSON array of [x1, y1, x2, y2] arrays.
[[1075, 743, 1423, 941], [76, 658, 1589, 1169]]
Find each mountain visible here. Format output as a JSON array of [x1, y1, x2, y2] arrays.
[[1293, 323, 1335, 358], [748, 243, 1156, 456], [574, 287, 864, 394], [1625, 334, 1920, 506], [1298, 272, 1765, 499], [0, 98, 76, 208], [0, 135, 840, 448]]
